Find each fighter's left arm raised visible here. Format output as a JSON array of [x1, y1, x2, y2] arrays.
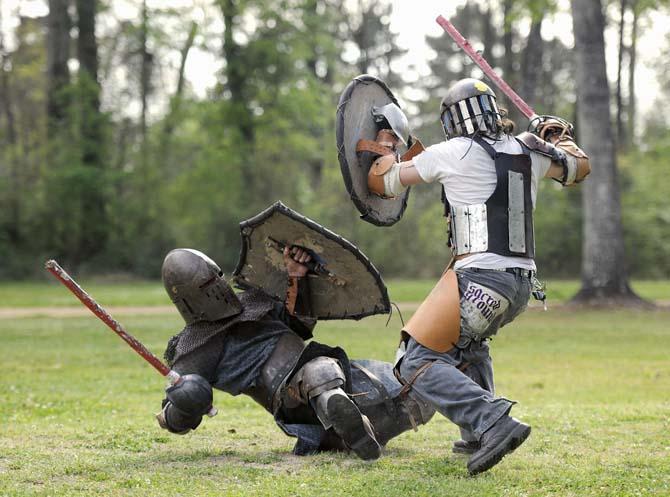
[[367, 130, 426, 198]]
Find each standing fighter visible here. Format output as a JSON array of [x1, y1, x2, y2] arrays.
[[365, 78, 590, 474]]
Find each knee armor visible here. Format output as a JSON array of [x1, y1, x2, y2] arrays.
[[289, 357, 346, 401]]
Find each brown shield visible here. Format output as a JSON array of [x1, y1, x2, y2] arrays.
[[233, 201, 390, 320]]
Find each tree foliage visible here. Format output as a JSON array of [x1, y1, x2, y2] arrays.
[[0, 0, 668, 283]]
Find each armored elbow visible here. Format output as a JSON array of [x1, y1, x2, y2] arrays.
[[556, 138, 590, 186]]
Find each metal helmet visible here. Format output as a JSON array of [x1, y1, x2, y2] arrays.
[[372, 103, 410, 145], [440, 78, 501, 139], [162, 248, 242, 324]]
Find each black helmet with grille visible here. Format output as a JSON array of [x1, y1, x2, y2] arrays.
[[440, 78, 501, 139], [162, 248, 242, 324]]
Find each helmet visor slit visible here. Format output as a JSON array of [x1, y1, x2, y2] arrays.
[[451, 104, 466, 136], [442, 110, 455, 136], [465, 98, 480, 133], [458, 100, 475, 135]]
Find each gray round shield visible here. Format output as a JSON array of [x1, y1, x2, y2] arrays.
[[336, 74, 411, 226]]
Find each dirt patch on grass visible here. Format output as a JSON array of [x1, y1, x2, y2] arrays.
[[0, 306, 175, 319], [2, 300, 668, 319], [207, 452, 309, 473]]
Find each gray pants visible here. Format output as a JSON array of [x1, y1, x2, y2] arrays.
[[398, 268, 531, 440]]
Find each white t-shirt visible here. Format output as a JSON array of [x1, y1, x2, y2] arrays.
[[412, 135, 552, 271]]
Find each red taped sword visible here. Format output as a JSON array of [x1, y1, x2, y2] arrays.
[[436, 15, 539, 122], [44, 260, 217, 416]]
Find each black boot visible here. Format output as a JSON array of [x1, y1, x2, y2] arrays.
[[326, 392, 382, 461], [452, 439, 480, 455], [467, 416, 531, 475]]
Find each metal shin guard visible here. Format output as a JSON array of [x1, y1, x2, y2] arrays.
[[292, 356, 346, 402]]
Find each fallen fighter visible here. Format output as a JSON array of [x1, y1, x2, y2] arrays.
[[156, 246, 434, 459]]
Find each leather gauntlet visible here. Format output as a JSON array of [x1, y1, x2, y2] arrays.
[[535, 117, 591, 185], [368, 154, 397, 197]]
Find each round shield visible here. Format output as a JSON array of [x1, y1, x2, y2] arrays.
[[336, 74, 411, 226]]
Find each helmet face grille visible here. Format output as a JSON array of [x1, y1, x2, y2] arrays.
[[442, 94, 501, 139]]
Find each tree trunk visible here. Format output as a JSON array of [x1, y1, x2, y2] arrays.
[[76, 0, 107, 262], [615, 0, 627, 150], [0, 1, 20, 244], [520, 16, 544, 109], [627, 1, 638, 149], [482, 4, 497, 72], [46, 0, 71, 134], [570, 0, 644, 306], [219, 0, 255, 193], [502, 0, 514, 83], [220, 0, 253, 143], [140, 0, 149, 145], [161, 21, 197, 155], [139, 0, 151, 187], [502, 0, 519, 122]]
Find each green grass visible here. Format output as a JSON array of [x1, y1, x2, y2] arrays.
[[2, 279, 670, 307], [0, 281, 168, 307], [1, 305, 669, 496], [385, 278, 670, 303]]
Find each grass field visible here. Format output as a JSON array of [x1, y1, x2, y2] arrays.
[[2, 278, 670, 307], [1, 283, 669, 496]]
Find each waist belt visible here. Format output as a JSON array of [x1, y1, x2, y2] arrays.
[[469, 267, 535, 279]]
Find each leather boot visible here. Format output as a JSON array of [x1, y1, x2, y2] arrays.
[[452, 439, 480, 455], [467, 416, 531, 475], [326, 391, 381, 461]]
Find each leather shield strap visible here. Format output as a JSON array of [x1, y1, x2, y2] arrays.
[[403, 269, 461, 353], [356, 139, 394, 157], [400, 137, 425, 162]]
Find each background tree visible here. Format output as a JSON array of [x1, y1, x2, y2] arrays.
[[570, 0, 644, 304], [0, 0, 668, 283]]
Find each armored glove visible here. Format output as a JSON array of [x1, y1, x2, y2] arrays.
[[533, 115, 575, 144], [156, 374, 213, 434], [532, 115, 590, 186]]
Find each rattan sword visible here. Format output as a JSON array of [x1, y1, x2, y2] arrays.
[[44, 259, 217, 417]]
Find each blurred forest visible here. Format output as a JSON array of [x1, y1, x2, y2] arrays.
[[0, 0, 668, 282]]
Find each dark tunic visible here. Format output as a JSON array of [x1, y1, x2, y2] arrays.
[[161, 290, 434, 455], [164, 289, 315, 397]]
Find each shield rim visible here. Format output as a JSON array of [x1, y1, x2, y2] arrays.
[[336, 74, 411, 227], [233, 201, 391, 320]]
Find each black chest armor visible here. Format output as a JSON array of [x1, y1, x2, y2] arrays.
[[442, 136, 535, 258]]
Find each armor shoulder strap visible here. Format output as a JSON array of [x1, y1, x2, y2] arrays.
[[473, 135, 497, 159]]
